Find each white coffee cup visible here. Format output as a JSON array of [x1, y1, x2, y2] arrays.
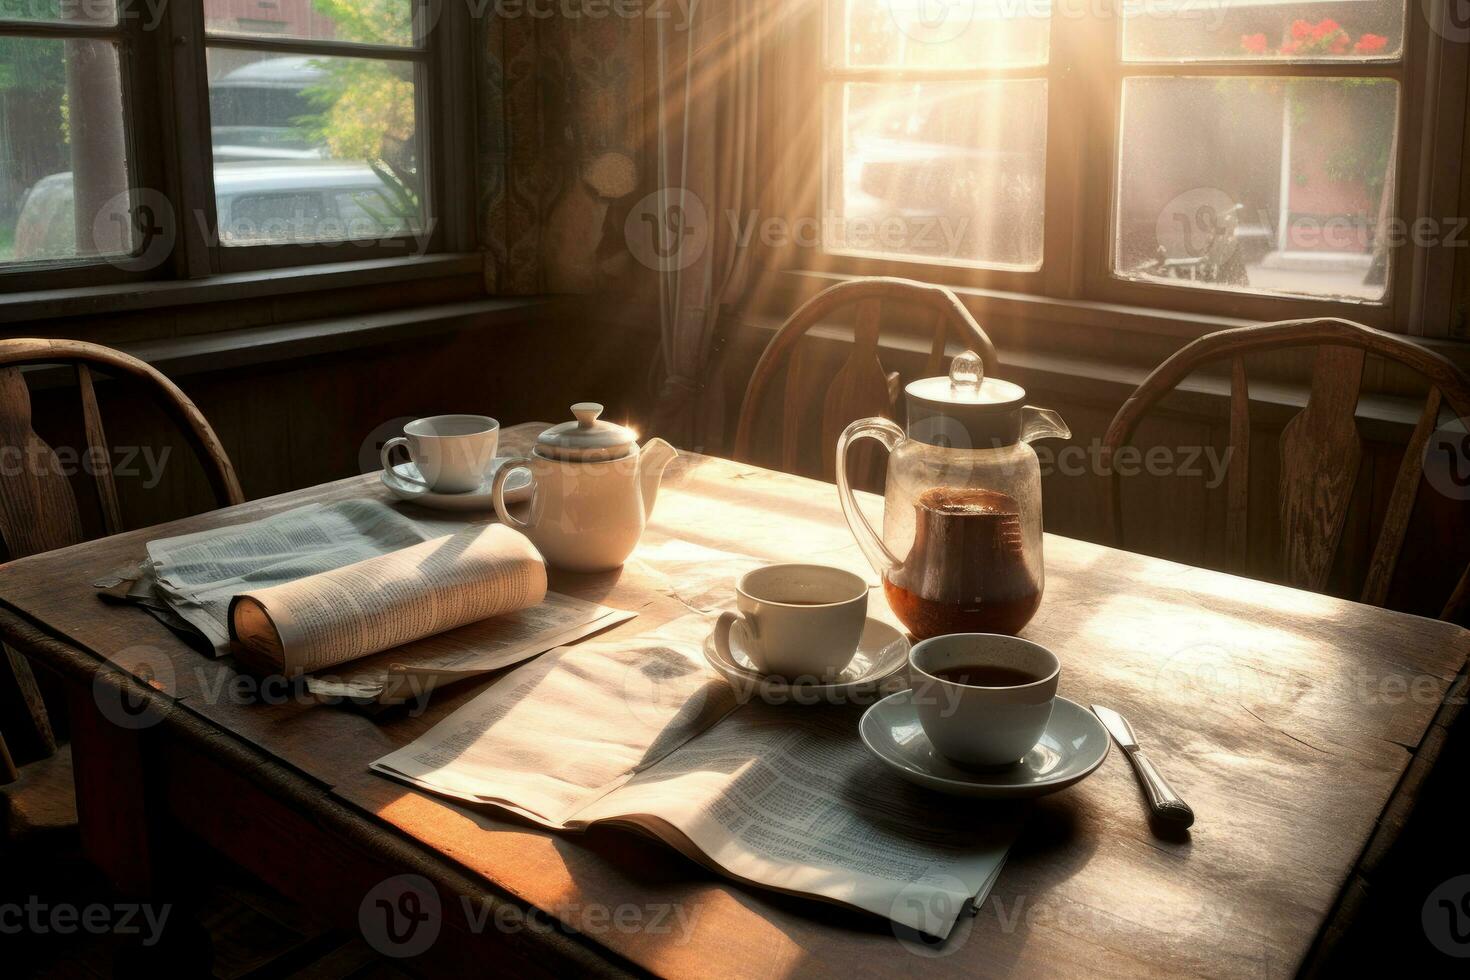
[[380, 415, 500, 494], [910, 633, 1059, 768], [714, 564, 868, 679]]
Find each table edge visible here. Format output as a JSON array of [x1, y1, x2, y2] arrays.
[[0, 602, 644, 979]]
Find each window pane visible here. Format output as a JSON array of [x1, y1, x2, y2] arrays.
[[2, 37, 133, 266], [204, 0, 416, 47], [827, 80, 1046, 269], [831, 0, 1050, 69], [207, 50, 422, 245], [0, 0, 115, 26], [1123, 1, 1404, 62], [1115, 77, 1398, 301]]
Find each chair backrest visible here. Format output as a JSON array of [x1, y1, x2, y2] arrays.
[[0, 338, 243, 781], [1102, 317, 1470, 621], [0, 339, 243, 558], [732, 277, 998, 482]]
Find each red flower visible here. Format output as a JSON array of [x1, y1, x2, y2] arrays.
[[1280, 41, 1300, 55], [1241, 33, 1268, 54], [1314, 19, 1340, 38], [1291, 19, 1312, 40], [1355, 33, 1388, 54], [1329, 34, 1351, 54]]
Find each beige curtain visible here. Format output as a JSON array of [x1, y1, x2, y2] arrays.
[[644, 4, 765, 451]]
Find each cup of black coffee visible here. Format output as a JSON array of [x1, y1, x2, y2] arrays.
[[909, 633, 1060, 767]]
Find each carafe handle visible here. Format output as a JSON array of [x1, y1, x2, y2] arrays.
[[836, 417, 903, 578]]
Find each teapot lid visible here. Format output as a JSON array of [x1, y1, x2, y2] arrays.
[[536, 403, 636, 461], [904, 351, 1027, 449]]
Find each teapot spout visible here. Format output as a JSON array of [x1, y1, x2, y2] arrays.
[[638, 438, 678, 519], [1020, 406, 1071, 444]]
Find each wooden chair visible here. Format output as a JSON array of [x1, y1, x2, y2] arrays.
[[1103, 317, 1470, 623], [0, 339, 243, 784], [732, 277, 999, 482]]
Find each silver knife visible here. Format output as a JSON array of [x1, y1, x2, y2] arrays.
[[1092, 704, 1195, 828]]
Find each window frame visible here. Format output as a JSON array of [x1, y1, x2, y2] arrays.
[[0, 10, 170, 289], [786, 0, 1467, 338], [0, 0, 475, 293]]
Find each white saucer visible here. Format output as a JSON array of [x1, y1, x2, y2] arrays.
[[381, 458, 532, 511], [860, 692, 1110, 798], [703, 617, 909, 703]]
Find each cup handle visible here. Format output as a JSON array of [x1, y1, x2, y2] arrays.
[[715, 611, 764, 672], [491, 457, 536, 530], [714, 611, 740, 663], [380, 437, 429, 488]]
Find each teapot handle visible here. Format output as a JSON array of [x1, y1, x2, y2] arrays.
[[836, 418, 903, 578], [491, 457, 536, 531]]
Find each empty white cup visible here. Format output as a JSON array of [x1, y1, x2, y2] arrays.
[[380, 415, 500, 494]]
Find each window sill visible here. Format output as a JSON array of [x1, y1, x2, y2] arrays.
[[778, 269, 1470, 366], [738, 307, 1433, 445], [0, 253, 483, 326], [22, 296, 564, 387]]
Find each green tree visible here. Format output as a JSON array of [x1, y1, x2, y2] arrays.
[[300, 0, 419, 218]]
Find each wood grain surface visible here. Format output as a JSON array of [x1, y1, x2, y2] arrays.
[[0, 423, 1465, 977]]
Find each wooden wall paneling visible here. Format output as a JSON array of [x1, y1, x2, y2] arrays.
[[1226, 358, 1251, 570], [1388, 448, 1470, 620], [49, 311, 651, 528], [820, 300, 892, 485], [1246, 421, 1284, 585], [1362, 389, 1443, 607], [1322, 441, 1381, 600], [1034, 399, 1115, 543], [1203, 412, 1234, 570], [80, 391, 212, 535], [781, 343, 814, 476]]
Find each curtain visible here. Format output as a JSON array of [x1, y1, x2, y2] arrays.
[[643, 3, 764, 451], [478, 12, 644, 294]]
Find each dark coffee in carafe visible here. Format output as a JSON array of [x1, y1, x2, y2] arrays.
[[882, 487, 1041, 639]]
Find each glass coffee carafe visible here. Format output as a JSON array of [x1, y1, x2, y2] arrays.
[[836, 352, 1071, 640]]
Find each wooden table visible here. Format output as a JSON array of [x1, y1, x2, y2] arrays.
[[1, 423, 1465, 977]]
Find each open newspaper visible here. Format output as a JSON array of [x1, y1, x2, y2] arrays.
[[139, 499, 632, 702], [372, 616, 1019, 938]]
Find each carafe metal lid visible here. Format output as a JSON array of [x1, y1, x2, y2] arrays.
[[536, 403, 636, 461], [904, 351, 1026, 449], [905, 350, 1025, 410]]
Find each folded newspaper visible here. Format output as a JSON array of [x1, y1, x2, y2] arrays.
[[372, 615, 1019, 938], [121, 499, 633, 703]]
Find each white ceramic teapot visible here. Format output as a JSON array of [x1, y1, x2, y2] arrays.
[[491, 403, 678, 572]]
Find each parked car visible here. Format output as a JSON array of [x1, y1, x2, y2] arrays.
[[840, 86, 1043, 266], [209, 56, 328, 162], [10, 160, 416, 261]]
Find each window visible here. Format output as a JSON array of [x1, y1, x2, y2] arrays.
[[0, 7, 134, 267], [1113, 6, 1401, 302], [824, 3, 1050, 270], [0, 0, 469, 288], [812, 1, 1439, 329]]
